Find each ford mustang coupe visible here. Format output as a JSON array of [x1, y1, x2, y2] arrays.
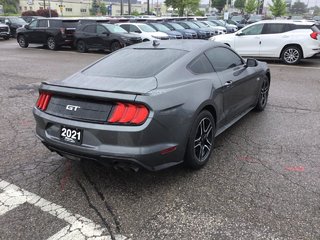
[[33, 40, 270, 171]]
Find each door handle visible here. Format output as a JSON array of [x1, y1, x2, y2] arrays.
[[224, 81, 233, 87]]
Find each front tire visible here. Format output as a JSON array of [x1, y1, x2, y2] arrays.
[[185, 110, 215, 169], [18, 35, 29, 48], [281, 46, 302, 64], [47, 36, 57, 50], [110, 41, 122, 52], [254, 77, 270, 111]]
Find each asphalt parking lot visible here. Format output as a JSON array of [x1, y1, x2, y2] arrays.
[[0, 38, 320, 240]]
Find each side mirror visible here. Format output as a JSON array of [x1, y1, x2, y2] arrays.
[[25, 25, 30, 30], [134, 30, 141, 33], [246, 58, 258, 67], [102, 31, 109, 35]]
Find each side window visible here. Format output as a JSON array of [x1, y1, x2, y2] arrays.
[[120, 24, 129, 32], [38, 20, 48, 28], [49, 20, 62, 28], [130, 25, 141, 33], [97, 25, 107, 34], [29, 20, 38, 28], [263, 24, 286, 34], [0, 18, 4, 24], [83, 25, 96, 33], [188, 54, 214, 74], [205, 47, 243, 72], [242, 24, 264, 35]]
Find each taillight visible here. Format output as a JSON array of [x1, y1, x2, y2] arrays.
[[36, 92, 51, 111], [310, 32, 319, 40], [108, 102, 149, 125]]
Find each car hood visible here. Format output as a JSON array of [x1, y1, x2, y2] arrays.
[[150, 31, 168, 37], [114, 32, 141, 39], [48, 72, 158, 94]]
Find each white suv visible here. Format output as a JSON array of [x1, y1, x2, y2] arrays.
[[116, 23, 169, 41], [210, 20, 320, 64]]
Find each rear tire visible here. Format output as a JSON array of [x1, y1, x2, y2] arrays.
[[47, 36, 57, 50], [185, 110, 215, 169], [18, 35, 29, 48], [281, 46, 302, 65], [76, 40, 87, 53]]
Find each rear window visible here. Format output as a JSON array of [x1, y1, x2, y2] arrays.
[[83, 48, 187, 78]]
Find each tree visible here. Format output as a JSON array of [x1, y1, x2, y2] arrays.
[[0, 0, 19, 14], [21, 10, 37, 16], [313, 6, 320, 16], [194, 9, 205, 16], [269, 0, 286, 17], [100, 2, 107, 15], [290, 1, 307, 14], [234, 0, 246, 13], [211, 0, 226, 13], [245, 0, 258, 14], [36, 9, 58, 17], [164, 0, 200, 16], [90, 0, 100, 16]]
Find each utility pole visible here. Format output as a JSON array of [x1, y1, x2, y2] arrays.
[[128, 0, 131, 15], [147, 0, 150, 14], [120, 0, 123, 15], [43, 0, 46, 9], [48, 0, 51, 17]]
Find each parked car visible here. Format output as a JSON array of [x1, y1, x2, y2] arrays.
[[176, 21, 213, 39], [16, 18, 78, 50], [0, 16, 27, 37], [147, 22, 183, 39], [226, 19, 246, 29], [74, 23, 142, 53], [311, 24, 320, 41], [210, 20, 238, 33], [200, 20, 227, 34], [116, 22, 169, 41], [210, 20, 320, 64], [191, 21, 224, 35], [162, 22, 197, 39], [33, 40, 270, 171], [0, 23, 10, 40], [246, 15, 264, 24]]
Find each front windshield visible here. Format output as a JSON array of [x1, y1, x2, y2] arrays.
[[185, 22, 199, 28], [10, 17, 26, 25], [153, 23, 170, 32], [104, 24, 127, 33], [170, 23, 184, 30], [205, 21, 217, 26], [139, 24, 156, 32], [194, 22, 207, 28]]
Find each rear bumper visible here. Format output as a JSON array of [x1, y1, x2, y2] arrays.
[[33, 107, 184, 171]]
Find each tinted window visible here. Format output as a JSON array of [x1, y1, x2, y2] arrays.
[[29, 20, 38, 28], [119, 24, 130, 32], [83, 48, 187, 78], [38, 20, 48, 27], [242, 24, 264, 35], [49, 20, 62, 28], [130, 25, 141, 33], [97, 25, 107, 34], [205, 47, 243, 72], [292, 24, 312, 30], [188, 54, 214, 74], [263, 23, 286, 34], [83, 25, 96, 33]]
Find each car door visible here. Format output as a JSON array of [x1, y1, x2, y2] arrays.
[[234, 23, 264, 57], [96, 25, 110, 49], [259, 23, 289, 57], [82, 25, 98, 48], [205, 47, 260, 123], [36, 19, 49, 43], [24, 20, 39, 43]]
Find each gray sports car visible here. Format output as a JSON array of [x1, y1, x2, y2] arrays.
[[33, 40, 270, 171]]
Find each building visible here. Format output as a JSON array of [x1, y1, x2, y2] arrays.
[[19, 0, 92, 17]]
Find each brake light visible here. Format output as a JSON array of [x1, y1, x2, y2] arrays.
[[36, 92, 51, 111], [310, 32, 319, 40], [108, 102, 149, 125]]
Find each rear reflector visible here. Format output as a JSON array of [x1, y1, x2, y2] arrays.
[[310, 32, 319, 40], [36, 92, 51, 111], [108, 102, 149, 125]]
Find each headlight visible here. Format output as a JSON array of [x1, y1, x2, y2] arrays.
[[120, 36, 131, 41], [209, 36, 216, 41]]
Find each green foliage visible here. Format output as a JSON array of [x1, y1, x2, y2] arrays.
[[212, 0, 226, 12], [165, 0, 200, 16], [290, 1, 307, 14], [194, 9, 205, 16], [245, 0, 258, 14], [234, 0, 246, 12], [0, 0, 18, 14], [90, 0, 100, 16], [268, 0, 286, 17], [100, 3, 107, 15], [313, 6, 320, 16], [132, 10, 140, 16]]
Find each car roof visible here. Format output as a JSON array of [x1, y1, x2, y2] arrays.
[[252, 20, 314, 25], [126, 39, 224, 52]]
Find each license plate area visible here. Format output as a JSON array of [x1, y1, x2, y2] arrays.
[[60, 126, 82, 145]]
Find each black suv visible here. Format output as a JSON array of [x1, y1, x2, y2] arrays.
[[0, 16, 27, 37], [74, 23, 142, 53], [16, 18, 78, 50]]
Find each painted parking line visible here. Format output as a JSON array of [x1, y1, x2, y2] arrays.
[[0, 179, 128, 240], [268, 64, 320, 70]]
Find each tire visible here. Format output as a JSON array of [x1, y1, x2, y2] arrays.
[[143, 39, 150, 42], [47, 36, 57, 50], [254, 77, 270, 111], [4, 36, 9, 40], [17, 35, 29, 48], [185, 110, 215, 169], [110, 41, 122, 52], [76, 40, 87, 53], [281, 46, 302, 65]]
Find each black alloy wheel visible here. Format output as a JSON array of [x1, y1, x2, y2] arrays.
[[47, 36, 57, 50], [110, 41, 122, 52], [77, 40, 87, 53], [185, 110, 215, 169], [281, 46, 302, 65], [255, 77, 270, 111], [18, 35, 29, 48]]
